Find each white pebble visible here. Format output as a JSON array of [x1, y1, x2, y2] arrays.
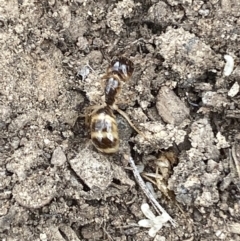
[[40, 233, 47, 241], [154, 235, 166, 241], [216, 132, 230, 149], [228, 81, 239, 97], [223, 54, 234, 76], [51, 147, 67, 166]]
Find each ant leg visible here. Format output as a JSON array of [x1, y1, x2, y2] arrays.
[[78, 113, 86, 118], [113, 105, 146, 138], [77, 106, 94, 120], [84, 104, 105, 126]]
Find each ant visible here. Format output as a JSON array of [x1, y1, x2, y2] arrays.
[[85, 57, 143, 154]]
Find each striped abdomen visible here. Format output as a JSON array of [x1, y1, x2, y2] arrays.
[[90, 106, 119, 154]]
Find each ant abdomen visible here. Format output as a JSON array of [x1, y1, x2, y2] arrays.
[[90, 106, 119, 154]]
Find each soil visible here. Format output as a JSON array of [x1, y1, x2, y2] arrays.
[[0, 0, 240, 240]]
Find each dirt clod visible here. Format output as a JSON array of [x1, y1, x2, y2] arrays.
[[156, 86, 190, 125]]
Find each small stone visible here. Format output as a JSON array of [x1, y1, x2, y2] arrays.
[[13, 173, 56, 208], [14, 24, 24, 34], [202, 91, 228, 108], [215, 132, 230, 149], [215, 230, 226, 239], [40, 233, 47, 241], [77, 37, 89, 51], [0, 105, 12, 122], [69, 148, 113, 191], [51, 147, 67, 166], [228, 81, 239, 97], [156, 86, 190, 125], [228, 222, 240, 234], [223, 54, 234, 77]]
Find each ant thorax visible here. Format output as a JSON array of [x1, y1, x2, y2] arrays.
[[103, 57, 134, 107], [103, 74, 122, 106]]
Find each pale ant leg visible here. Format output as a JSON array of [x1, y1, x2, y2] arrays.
[[112, 104, 147, 139], [78, 113, 86, 118], [84, 105, 105, 125], [100, 75, 107, 90], [78, 104, 105, 125]]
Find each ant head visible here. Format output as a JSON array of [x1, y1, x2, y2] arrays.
[[108, 56, 134, 82]]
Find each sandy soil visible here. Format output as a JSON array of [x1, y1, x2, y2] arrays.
[[0, 0, 240, 240]]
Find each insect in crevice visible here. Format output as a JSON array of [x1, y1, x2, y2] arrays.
[[86, 57, 143, 154]]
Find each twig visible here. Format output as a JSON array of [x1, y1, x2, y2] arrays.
[[124, 154, 177, 227], [231, 144, 240, 179]]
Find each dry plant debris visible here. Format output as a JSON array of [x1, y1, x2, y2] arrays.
[[142, 151, 178, 199], [138, 203, 171, 238], [126, 155, 176, 228]]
